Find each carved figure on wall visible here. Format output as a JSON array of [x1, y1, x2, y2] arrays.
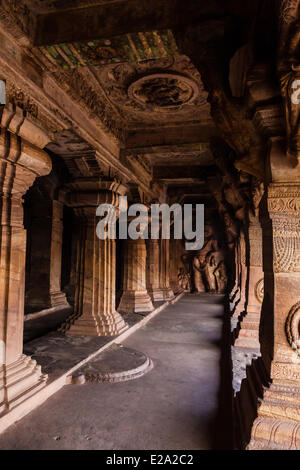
[[251, 179, 264, 218], [223, 212, 240, 250], [211, 254, 227, 293], [192, 225, 219, 293], [178, 267, 191, 292], [278, 2, 300, 164], [280, 67, 300, 163]]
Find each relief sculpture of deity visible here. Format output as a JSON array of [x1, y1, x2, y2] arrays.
[[192, 225, 227, 293]]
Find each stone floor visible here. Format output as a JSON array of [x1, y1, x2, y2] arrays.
[[0, 294, 233, 450]]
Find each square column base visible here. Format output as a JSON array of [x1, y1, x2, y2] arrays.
[[148, 287, 175, 302], [0, 355, 47, 416], [118, 290, 154, 313], [234, 312, 261, 349], [65, 311, 128, 337]]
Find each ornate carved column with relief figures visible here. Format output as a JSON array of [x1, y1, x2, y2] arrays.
[[61, 179, 128, 336], [248, 182, 300, 449], [0, 107, 52, 417]]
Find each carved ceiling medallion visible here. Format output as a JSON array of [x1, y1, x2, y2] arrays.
[[127, 73, 199, 111]]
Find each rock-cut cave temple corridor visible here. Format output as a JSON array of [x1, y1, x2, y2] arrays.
[[0, 0, 300, 451]]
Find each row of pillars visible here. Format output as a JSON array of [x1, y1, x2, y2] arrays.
[[28, 181, 175, 336], [229, 178, 300, 449], [0, 128, 174, 416]]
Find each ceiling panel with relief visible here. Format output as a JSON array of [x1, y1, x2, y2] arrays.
[[92, 55, 211, 127]]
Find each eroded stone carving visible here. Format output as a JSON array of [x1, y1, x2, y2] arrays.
[[286, 301, 300, 358], [254, 278, 264, 304], [192, 225, 227, 293], [128, 73, 198, 110], [177, 267, 191, 291]]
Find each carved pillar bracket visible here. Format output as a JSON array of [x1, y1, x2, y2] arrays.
[[0, 128, 52, 416], [61, 179, 128, 336]]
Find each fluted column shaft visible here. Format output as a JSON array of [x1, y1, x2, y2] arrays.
[[146, 237, 174, 301], [119, 236, 154, 313], [26, 200, 68, 311], [63, 185, 128, 336], [158, 238, 175, 300], [0, 128, 51, 415]]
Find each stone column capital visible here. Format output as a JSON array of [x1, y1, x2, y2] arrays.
[[0, 129, 52, 196], [62, 178, 128, 215], [1, 104, 51, 150]]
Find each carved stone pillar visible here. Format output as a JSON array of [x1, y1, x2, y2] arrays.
[[119, 236, 154, 314], [229, 241, 241, 304], [25, 199, 68, 311], [62, 180, 128, 336], [0, 129, 51, 415], [147, 237, 174, 301], [159, 238, 175, 300], [248, 183, 300, 449], [235, 215, 263, 349], [232, 231, 247, 322], [146, 238, 162, 301]]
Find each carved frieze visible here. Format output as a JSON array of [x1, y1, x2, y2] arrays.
[[267, 184, 300, 272], [268, 184, 300, 213], [271, 218, 300, 272], [2, 76, 69, 135], [6, 82, 38, 118]]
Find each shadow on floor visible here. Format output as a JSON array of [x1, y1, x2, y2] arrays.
[[211, 295, 234, 450], [23, 307, 72, 343]]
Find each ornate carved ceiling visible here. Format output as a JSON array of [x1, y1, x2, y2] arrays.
[[0, 0, 277, 196], [93, 55, 211, 128]]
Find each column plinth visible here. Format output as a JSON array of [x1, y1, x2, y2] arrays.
[[119, 238, 154, 313]]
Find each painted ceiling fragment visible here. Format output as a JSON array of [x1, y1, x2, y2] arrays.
[[40, 30, 178, 69]]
